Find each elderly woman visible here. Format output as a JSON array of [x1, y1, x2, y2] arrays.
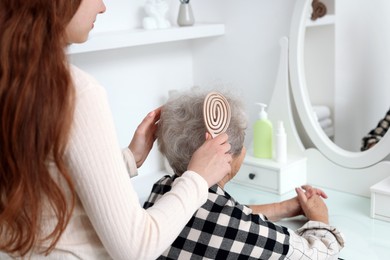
[[144, 89, 344, 259]]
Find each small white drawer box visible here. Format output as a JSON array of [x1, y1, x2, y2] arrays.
[[231, 154, 307, 195], [371, 177, 390, 222]]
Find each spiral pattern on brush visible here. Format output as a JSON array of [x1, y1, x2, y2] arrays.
[[203, 92, 231, 138]]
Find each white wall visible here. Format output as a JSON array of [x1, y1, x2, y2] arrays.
[[69, 0, 297, 178], [335, 0, 390, 151], [191, 0, 297, 148]]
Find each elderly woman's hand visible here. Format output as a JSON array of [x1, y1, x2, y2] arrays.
[[301, 185, 328, 199], [250, 185, 328, 221], [288, 185, 328, 219], [187, 133, 232, 187], [295, 186, 329, 224], [129, 107, 161, 168]]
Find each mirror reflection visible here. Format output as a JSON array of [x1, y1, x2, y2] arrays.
[[303, 0, 390, 152]]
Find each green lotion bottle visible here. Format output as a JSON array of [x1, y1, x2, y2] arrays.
[[253, 103, 273, 158]]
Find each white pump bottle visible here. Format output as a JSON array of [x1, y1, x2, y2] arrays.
[[275, 120, 287, 163]]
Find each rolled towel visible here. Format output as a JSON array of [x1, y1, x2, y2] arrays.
[[311, 0, 327, 21], [313, 105, 331, 121], [319, 118, 333, 129]]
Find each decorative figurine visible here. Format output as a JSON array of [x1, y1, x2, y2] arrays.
[[142, 0, 171, 30]]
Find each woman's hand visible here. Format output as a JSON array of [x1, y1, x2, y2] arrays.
[[129, 107, 161, 168], [187, 133, 232, 187], [250, 185, 328, 221], [301, 185, 328, 199], [285, 185, 328, 219], [295, 186, 329, 224]]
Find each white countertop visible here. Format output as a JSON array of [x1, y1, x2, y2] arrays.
[[225, 182, 390, 260]]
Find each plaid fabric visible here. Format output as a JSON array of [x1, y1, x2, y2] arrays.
[[286, 221, 345, 260], [361, 108, 390, 151], [144, 175, 290, 260]]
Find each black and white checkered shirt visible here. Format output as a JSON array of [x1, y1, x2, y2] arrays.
[[144, 174, 291, 259], [361, 108, 390, 151]]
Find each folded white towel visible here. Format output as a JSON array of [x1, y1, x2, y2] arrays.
[[319, 118, 333, 129], [313, 105, 331, 121]]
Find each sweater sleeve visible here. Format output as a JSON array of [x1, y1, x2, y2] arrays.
[[286, 221, 345, 260], [122, 147, 138, 178], [66, 67, 208, 259]]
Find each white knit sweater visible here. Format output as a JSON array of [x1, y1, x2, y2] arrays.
[[0, 65, 208, 260]]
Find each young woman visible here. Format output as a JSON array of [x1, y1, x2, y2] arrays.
[[0, 0, 232, 258]]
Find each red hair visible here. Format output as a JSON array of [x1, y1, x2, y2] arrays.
[[0, 0, 81, 256]]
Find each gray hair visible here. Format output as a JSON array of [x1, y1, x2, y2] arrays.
[[157, 88, 247, 175]]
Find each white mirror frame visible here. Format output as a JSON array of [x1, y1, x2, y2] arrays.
[[289, 0, 390, 168]]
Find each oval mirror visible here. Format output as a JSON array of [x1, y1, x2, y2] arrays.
[[289, 0, 390, 168]]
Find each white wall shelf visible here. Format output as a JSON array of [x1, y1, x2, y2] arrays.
[[67, 23, 225, 54], [306, 14, 335, 27]]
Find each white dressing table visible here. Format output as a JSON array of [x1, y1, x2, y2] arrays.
[[253, 0, 390, 257], [225, 182, 390, 260]]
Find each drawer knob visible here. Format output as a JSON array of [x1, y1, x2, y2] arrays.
[[248, 173, 256, 180]]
